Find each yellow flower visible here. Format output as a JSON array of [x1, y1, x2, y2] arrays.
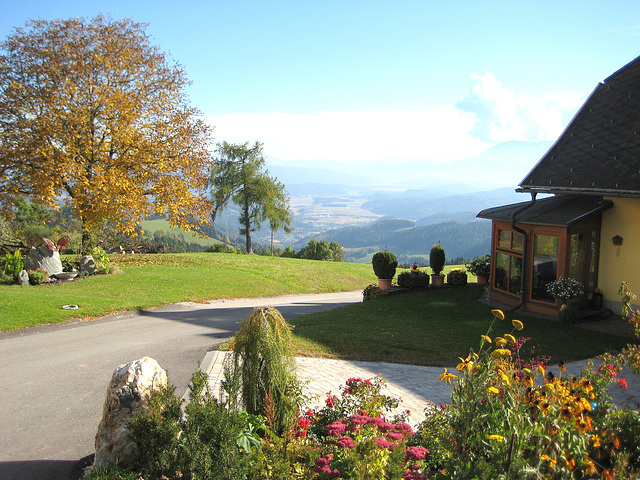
[[481, 334, 492, 344], [438, 368, 457, 385], [488, 434, 504, 442], [491, 309, 505, 320], [540, 454, 557, 467], [456, 355, 475, 373], [495, 336, 507, 347], [491, 348, 511, 359], [504, 333, 516, 344], [487, 386, 500, 394], [511, 319, 524, 331], [523, 368, 534, 377]]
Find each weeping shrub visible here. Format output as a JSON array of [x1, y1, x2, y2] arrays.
[[223, 306, 301, 435]]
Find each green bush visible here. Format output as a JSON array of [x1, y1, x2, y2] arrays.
[[3, 250, 24, 281], [83, 464, 141, 480], [371, 250, 397, 279], [466, 254, 490, 277], [127, 369, 257, 480], [362, 284, 388, 301], [429, 244, 445, 276], [27, 268, 49, 285]]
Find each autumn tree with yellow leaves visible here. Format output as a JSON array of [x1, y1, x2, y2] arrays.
[[0, 16, 213, 252]]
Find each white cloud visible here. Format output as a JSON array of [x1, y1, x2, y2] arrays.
[[207, 108, 492, 163], [205, 73, 585, 164], [455, 72, 585, 143]]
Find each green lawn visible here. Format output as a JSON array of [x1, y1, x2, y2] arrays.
[[0, 253, 376, 331], [287, 286, 632, 366], [3, 255, 632, 367]]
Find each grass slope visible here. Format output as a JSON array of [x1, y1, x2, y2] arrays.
[[0, 253, 376, 331]]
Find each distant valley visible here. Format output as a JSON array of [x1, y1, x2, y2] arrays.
[[154, 141, 552, 263]]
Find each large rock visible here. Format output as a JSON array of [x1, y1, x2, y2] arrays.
[[94, 357, 168, 469], [79, 255, 96, 275], [23, 243, 63, 275]]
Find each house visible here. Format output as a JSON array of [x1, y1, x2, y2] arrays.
[[477, 56, 640, 316]]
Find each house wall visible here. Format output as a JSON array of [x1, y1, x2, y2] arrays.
[[598, 197, 640, 314]]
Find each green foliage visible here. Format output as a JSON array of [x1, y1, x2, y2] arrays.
[[27, 268, 49, 285], [91, 246, 110, 274], [3, 250, 23, 281], [465, 254, 490, 277], [223, 306, 301, 435], [280, 245, 296, 258], [128, 383, 182, 477], [429, 243, 445, 276], [128, 369, 257, 480], [362, 283, 388, 301], [297, 239, 344, 261], [207, 243, 237, 254], [83, 464, 141, 480], [371, 250, 397, 279]]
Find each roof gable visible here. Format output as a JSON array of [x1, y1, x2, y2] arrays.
[[520, 56, 640, 197]]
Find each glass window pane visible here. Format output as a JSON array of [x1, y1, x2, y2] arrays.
[[510, 256, 522, 293], [532, 234, 558, 302], [498, 229, 511, 249], [495, 253, 509, 291], [512, 232, 524, 252]]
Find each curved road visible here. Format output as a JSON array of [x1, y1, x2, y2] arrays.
[[0, 291, 362, 480]]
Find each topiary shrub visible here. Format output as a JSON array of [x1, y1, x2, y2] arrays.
[[372, 250, 398, 279], [429, 244, 445, 276], [222, 306, 301, 435]]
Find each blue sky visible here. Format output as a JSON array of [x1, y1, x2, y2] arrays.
[[1, 1, 639, 166]]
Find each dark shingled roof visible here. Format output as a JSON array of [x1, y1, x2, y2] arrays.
[[519, 56, 640, 197], [477, 195, 613, 227]]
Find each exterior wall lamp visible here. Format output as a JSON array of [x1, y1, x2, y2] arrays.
[[612, 235, 623, 246]]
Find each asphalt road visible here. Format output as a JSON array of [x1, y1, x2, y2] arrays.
[[0, 291, 363, 480]]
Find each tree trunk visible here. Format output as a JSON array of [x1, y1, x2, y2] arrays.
[[243, 201, 253, 254], [81, 218, 94, 255]]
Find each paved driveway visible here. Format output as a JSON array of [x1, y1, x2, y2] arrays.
[[0, 291, 362, 480]]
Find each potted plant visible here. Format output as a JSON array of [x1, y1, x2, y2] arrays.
[[466, 255, 490, 285], [397, 264, 430, 288], [429, 244, 446, 287], [446, 267, 468, 286], [372, 250, 398, 291], [546, 277, 584, 310]]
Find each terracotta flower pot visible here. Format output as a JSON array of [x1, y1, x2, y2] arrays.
[[431, 274, 445, 287], [476, 274, 488, 285], [378, 278, 392, 290]]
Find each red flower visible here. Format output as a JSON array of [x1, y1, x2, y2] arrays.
[[617, 378, 628, 389]]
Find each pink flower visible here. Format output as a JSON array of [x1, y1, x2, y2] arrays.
[[394, 422, 414, 436], [374, 437, 392, 449], [348, 414, 369, 426], [617, 378, 628, 389], [330, 469, 341, 478], [405, 446, 429, 461], [326, 421, 347, 436], [386, 432, 404, 442], [336, 436, 355, 449]]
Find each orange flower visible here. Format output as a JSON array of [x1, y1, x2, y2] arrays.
[[491, 309, 505, 320]]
